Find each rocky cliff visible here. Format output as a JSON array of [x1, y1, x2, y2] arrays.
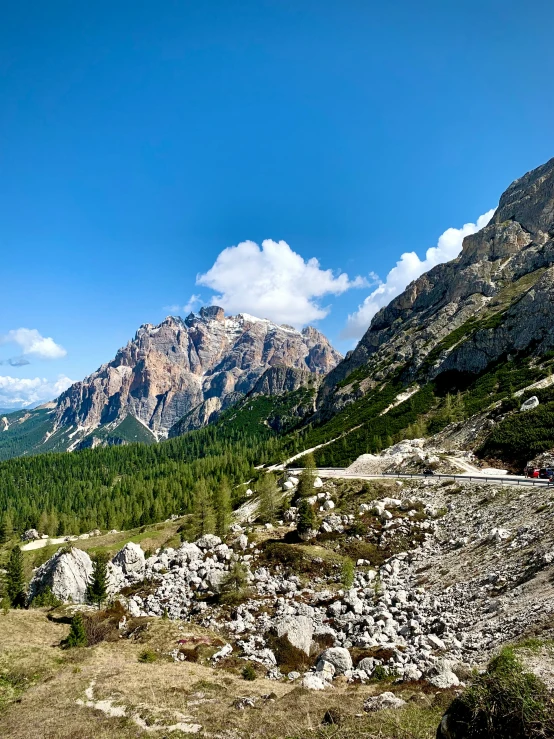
[[320, 157, 554, 415], [54, 307, 341, 439]]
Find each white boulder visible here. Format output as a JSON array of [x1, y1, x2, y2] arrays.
[[29, 547, 93, 604], [364, 692, 406, 712], [301, 673, 327, 691], [273, 615, 313, 655], [317, 647, 353, 674], [195, 534, 221, 550], [520, 396, 539, 412], [112, 542, 145, 583]]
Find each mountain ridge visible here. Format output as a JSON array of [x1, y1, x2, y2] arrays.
[[317, 157, 554, 421], [0, 308, 341, 459]]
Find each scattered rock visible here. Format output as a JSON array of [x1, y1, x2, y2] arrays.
[[520, 396, 539, 412], [273, 615, 313, 655], [363, 692, 407, 712], [317, 648, 353, 674]]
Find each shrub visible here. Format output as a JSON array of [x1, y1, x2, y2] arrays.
[[266, 634, 310, 673], [372, 664, 389, 681], [30, 587, 62, 608], [341, 557, 355, 588], [438, 647, 554, 738], [219, 561, 250, 605], [138, 649, 157, 663], [65, 613, 87, 648], [241, 663, 257, 681]]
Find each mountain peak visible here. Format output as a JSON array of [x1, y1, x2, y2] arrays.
[[321, 155, 554, 410], [51, 308, 341, 445], [199, 305, 225, 321]]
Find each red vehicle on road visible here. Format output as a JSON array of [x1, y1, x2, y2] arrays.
[[525, 467, 540, 478]]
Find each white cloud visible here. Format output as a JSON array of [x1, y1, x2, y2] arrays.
[[1, 328, 67, 359], [182, 294, 201, 314], [197, 239, 367, 327], [342, 209, 496, 340], [164, 295, 202, 316], [0, 374, 73, 409]]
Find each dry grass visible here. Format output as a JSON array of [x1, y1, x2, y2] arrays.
[[0, 610, 446, 739]]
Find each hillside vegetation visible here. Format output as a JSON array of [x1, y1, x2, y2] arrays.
[[1, 334, 553, 535]]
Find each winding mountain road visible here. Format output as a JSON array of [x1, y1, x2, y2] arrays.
[[287, 468, 549, 488]]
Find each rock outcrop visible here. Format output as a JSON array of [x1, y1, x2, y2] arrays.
[[28, 547, 93, 604], [52, 308, 341, 440]]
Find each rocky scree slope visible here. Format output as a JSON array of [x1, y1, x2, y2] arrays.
[[319, 157, 554, 419], [0, 308, 340, 458], [28, 474, 554, 696]]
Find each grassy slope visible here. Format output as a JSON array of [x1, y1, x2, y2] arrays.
[[0, 609, 446, 739]]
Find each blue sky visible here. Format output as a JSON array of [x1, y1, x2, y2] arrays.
[[1, 0, 554, 407]]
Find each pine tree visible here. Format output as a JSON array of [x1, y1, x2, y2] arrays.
[[65, 612, 87, 647], [213, 478, 232, 537], [297, 453, 317, 498], [191, 479, 215, 539], [38, 511, 49, 536], [257, 473, 279, 523], [86, 553, 108, 607], [220, 561, 249, 596], [0, 511, 13, 544], [6, 546, 26, 608], [297, 498, 316, 536]]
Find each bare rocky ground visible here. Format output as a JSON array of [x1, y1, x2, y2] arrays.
[[4, 470, 554, 737]]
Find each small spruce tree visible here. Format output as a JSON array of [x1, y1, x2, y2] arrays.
[[296, 498, 316, 537], [6, 546, 26, 608], [257, 473, 279, 523], [297, 453, 317, 498], [0, 511, 14, 544], [220, 560, 249, 598], [191, 479, 215, 539], [86, 553, 108, 607], [213, 478, 232, 538], [66, 612, 87, 647]]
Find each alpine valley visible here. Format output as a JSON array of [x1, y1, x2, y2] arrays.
[[4, 158, 554, 739]]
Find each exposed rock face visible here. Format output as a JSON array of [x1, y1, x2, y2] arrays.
[[53, 308, 341, 438], [28, 547, 93, 604], [112, 542, 145, 583], [320, 157, 554, 415], [273, 614, 314, 655]]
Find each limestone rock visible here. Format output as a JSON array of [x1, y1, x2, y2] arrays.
[[112, 542, 145, 583], [52, 309, 341, 442], [196, 534, 221, 550], [319, 157, 554, 418], [317, 647, 353, 674], [364, 692, 406, 712], [273, 615, 313, 655], [520, 395, 539, 411], [29, 547, 93, 604], [22, 529, 40, 541], [301, 673, 328, 691]]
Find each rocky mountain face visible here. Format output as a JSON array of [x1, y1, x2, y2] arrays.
[[54, 307, 341, 440], [169, 364, 320, 436], [320, 157, 554, 415]]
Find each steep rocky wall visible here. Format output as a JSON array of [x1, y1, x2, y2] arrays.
[[54, 308, 341, 437]]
